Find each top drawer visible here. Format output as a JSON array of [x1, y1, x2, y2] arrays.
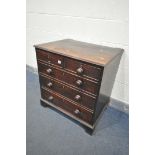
[[64, 57, 103, 81], [36, 48, 49, 62], [36, 48, 103, 81], [36, 48, 63, 67]]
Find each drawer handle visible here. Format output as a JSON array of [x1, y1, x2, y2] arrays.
[[58, 60, 62, 65], [46, 68, 52, 74], [76, 67, 84, 74], [48, 96, 53, 101], [76, 80, 83, 86], [47, 82, 53, 87], [74, 95, 81, 101], [74, 109, 80, 115]]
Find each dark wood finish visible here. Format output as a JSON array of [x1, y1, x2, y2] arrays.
[[49, 52, 64, 68], [37, 61, 100, 95], [36, 48, 49, 62], [35, 39, 123, 133], [94, 55, 123, 121], [36, 48, 103, 81], [39, 74, 96, 111], [36, 48, 63, 68], [64, 57, 102, 81], [34, 39, 123, 66], [41, 88, 93, 124]]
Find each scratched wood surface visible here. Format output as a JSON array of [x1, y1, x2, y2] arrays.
[[34, 39, 123, 66]]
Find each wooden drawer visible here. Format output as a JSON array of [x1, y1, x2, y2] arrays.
[[36, 49, 103, 81], [41, 88, 93, 123], [36, 48, 63, 67], [35, 39, 124, 132], [38, 62, 100, 95], [36, 48, 49, 62], [39, 75, 96, 110], [64, 57, 103, 81], [49, 52, 63, 67]]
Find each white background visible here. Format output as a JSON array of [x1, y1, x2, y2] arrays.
[[26, 0, 129, 104], [0, 0, 155, 155]]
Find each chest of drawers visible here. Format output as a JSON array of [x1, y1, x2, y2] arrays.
[[34, 39, 123, 133]]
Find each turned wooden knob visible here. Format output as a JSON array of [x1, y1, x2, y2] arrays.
[[47, 82, 53, 87], [76, 80, 83, 86], [46, 68, 52, 74], [74, 95, 81, 101], [76, 67, 83, 74], [74, 109, 80, 114], [48, 96, 53, 101]]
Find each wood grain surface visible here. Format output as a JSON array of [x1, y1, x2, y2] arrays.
[[34, 39, 123, 66]]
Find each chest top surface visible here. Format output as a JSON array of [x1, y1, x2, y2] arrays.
[[34, 39, 123, 66]]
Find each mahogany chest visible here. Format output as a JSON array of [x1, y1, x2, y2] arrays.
[[34, 39, 123, 133]]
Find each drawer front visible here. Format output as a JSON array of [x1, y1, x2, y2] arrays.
[[41, 88, 93, 123], [36, 49, 103, 81], [64, 57, 102, 81], [39, 75, 96, 110], [36, 48, 49, 62], [49, 52, 64, 67], [36, 48, 63, 67], [38, 62, 100, 95]]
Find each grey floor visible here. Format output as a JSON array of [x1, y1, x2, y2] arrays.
[[26, 69, 129, 155]]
